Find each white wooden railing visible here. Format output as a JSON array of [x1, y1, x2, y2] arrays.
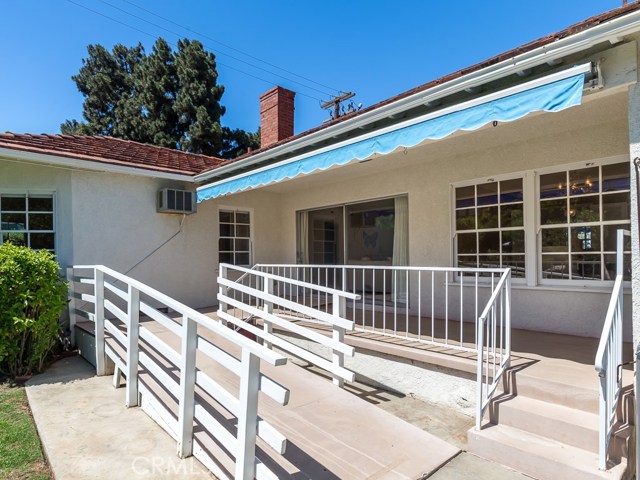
[[217, 263, 359, 387], [252, 264, 511, 427], [475, 268, 511, 429], [67, 265, 289, 480], [595, 229, 630, 470]]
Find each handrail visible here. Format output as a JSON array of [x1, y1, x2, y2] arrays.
[[593, 228, 629, 471], [478, 269, 510, 322], [68, 265, 290, 480], [257, 263, 507, 274], [594, 275, 624, 373], [218, 263, 357, 386]]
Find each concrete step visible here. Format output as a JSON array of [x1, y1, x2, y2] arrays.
[[510, 369, 599, 413], [494, 395, 599, 453], [468, 423, 628, 480]]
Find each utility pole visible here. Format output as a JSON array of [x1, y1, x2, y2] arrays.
[[321, 92, 356, 121]]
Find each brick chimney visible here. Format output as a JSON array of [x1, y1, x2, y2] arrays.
[[259, 86, 295, 148]]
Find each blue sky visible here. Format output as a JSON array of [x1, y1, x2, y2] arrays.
[[0, 1, 625, 137]]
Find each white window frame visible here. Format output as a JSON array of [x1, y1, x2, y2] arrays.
[[451, 154, 630, 289], [535, 155, 631, 288], [217, 206, 253, 267], [0, 191, 57, 253]]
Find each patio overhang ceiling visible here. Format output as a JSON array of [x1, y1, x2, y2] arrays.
[[198, 62, 594, 202]]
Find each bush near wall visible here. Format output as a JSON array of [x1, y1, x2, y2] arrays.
[[0, 243, 67, 377]]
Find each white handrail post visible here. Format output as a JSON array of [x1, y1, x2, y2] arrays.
[[235, 348, 260, 480], [332, 293, 346, 388], [219, 263, 228, 326], [598, 365, 607, 470], [263, 277, 274, 348], [125, 285, 140, 408], [94, 268, 106, 376], [66, 267, 77, 348], [505, 271, 512, 369], [177, 315, 197, 458], [476, 317, 485, 430]]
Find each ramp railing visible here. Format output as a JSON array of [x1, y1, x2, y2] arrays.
[[67, 265, 289, 480], [218, 263, 360, 387]]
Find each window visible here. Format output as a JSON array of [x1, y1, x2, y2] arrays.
[[296, 196, 408, 266], [0, 194, 55, 252], [452, 158, 631, 286], [539, 162, 630, 281], [454, 179, 525, 277], [218, 210, 251, 266]]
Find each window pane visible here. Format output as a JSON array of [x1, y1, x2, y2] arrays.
[[236, 253, 250, 266], [1, 195, 26, 211], [478, 255, 500, 268], [1, 213, 26, 230], [29, 233, 54, 250], [2, 232, 26, 246], [541, 228, 568, 253], [540, 172, 566, 199], [604, 254, 631, 281], [457, 256, 477, 269], [456, 208, 475, 230], [477, 182, 498, 206], [602, 192, 630, 221], [235, 239, 250, 251], [220, 223, 234, 237], [571, 254, 601, 281], [236, 225, 250, 237], [457, 233, 476, 254], [569, 196, 599, 223], [502, 255, 526, 278], [477, 206, 498, 229], [571, 226, 600, 252], [29, 196, 53, 211], [501, 230, 524, 253], [541, 254, 569, 279], [219, 238, 233, 251], [602, 162, 630, 192], [236, 212, 250, 224], [28, 213, 53, 231], [603, 224, 631, 251], [219, 211, 233, 223], [501, 204, 523, 228], [456, 186, 475, 209], [541, 199, 567, 225], [219, 252, 233, 264], [478, 231, 500, 254], [569, 167, 599, 196], [500, 179, 523, 203]]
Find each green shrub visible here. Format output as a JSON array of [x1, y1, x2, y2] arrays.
[[0, 243, 67, 376]]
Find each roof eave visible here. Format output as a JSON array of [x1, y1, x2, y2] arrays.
[[0, 147, 196, 181], [195, 7, 640, 184]]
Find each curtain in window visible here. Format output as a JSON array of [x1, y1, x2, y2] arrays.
[[297, 210, 309, 264], [392, 196, 408, 303]]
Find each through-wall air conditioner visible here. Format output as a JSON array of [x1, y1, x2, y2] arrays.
[[157, 188, 197, 214]]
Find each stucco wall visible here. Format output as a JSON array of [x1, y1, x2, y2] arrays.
[[0, 159, 283, 309], [258, 89, 632, 338]]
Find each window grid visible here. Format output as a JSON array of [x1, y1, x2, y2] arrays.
[[218, 210, 251, 267], [0, 194, 55, 252], [539, 163, 631, 282], [455, 178, 525, 277]]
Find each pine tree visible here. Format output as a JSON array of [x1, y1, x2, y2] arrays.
[[62, 38, 259, 159]]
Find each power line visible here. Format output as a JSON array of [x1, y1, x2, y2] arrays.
[[94, 0, 336, 98], [63, 0, 324, 102], [118, 0, 343, 95]]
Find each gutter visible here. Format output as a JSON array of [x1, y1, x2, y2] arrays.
[[195, 8, 640, 183], [0, 147, 196, 182]]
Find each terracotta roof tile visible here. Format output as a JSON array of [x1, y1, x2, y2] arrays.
[[0, 133, 224, 175]]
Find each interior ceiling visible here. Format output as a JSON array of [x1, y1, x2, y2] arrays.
[[249, 88, 629, 194]]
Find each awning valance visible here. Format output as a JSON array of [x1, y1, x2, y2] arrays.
[[198, 66, 588, 202]]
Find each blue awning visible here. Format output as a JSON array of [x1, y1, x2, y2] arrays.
[[198, 72, 585, 202]]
